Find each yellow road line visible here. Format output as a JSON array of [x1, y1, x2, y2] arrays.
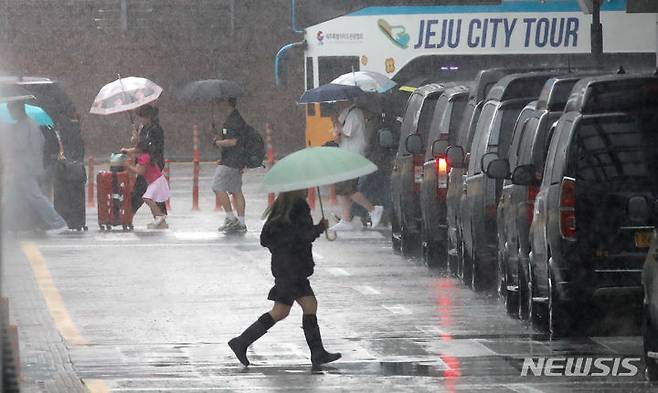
[[20, 241, 88, 346], [83, 379, 112, 393]]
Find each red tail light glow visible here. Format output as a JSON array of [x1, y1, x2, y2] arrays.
[[436, 157, 449, 199], [527, 185, 539, 224], [559, 177, 576, 240]]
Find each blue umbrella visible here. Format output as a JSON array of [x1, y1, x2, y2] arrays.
[[298, 83, 365, 104], [0, 103, 54, 127]]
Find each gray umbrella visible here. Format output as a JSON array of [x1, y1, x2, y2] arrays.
[[177, 79, 244, 102]]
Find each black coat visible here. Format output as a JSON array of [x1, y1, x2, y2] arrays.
[[260, 199, 324, 280], [138, 122, 165, 170]]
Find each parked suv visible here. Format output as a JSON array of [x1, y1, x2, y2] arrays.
[[517, 74, 658, 336], [446, 68, 539, 278], [0, 76, 84, 160], [390, 83, 445, 256], [490, 74, 594, 318], [449, 71, 559, 290], [418, 85, 469, 267], [643, 232, 658, 380]]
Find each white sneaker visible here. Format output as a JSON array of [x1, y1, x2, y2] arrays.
[[369, 205, 384, 228], [329, 219, 354, 232]]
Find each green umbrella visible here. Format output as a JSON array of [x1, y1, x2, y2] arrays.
[[262, 147, 378, 240], [262, 147, 377, 192]]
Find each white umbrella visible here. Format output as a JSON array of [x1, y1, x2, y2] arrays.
[[331, 71, 396, 93], [90, 76, 162, 115]]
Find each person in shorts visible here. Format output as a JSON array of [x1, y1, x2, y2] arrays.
[[329, 100, 383, 232], [211, 97, 247, 233], [228, 190, 340, 368]]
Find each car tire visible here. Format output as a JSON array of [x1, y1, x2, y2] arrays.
[[401, 224, 421, 258], [448, 231, 460, 277], [391, 212, 401, 254], [503, 264, 520, 319], [472, 249, 494, 292], [460, 238, 473, 287], [529, 259, 548, 332], [548, 267, 571, 338], [518, 253, 530, 320], [643, 304, 658, 381], [422, 225, 446, 269]]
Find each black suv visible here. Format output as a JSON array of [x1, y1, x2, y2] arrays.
[[390, 83, 446, 256], [519, 74, 658, 336], [0, 76, 84, 160], [449, 71, 559, 291], [489, 74, 594, 318], [446, 68, 537, 278], [418, 85, 469, 267]]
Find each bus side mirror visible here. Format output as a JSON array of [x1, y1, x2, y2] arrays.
[[405, 133, 424, 154], [446, 145, 465, 168]]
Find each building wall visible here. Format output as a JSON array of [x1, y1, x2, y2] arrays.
[[0, 0, 309, 160]]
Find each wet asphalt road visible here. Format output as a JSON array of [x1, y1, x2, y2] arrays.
[[3, 163, 657, 392]]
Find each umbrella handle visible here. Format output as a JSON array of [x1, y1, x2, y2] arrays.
[[317, 186, 337, 241]]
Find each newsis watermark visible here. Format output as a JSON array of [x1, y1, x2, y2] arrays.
[[521, 357, 641, 377]]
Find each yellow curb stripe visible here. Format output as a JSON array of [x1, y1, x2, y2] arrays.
[[83, 379, 112, 393], [20, 241, 89, 346]]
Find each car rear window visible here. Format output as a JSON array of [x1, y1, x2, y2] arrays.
[[573, 114, 658, 183]]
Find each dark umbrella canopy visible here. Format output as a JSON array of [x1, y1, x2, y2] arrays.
[[298, 83, 365, 104], [177, 79, 244, 102], [0, 85, 34, 103]]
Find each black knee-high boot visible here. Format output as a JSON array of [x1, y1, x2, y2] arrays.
[[229, 313, 276, 366], [302, 314, 341, 366]]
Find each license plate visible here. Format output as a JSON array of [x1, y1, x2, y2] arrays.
[[414, 166, 423, 184], [635, 231, 653, 248]]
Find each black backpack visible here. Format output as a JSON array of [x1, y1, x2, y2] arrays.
[[242, 124, 265, 168]]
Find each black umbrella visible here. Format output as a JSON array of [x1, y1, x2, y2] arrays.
[[0, 85, 34, 103], [177, 79, 244, 102], [298, 83, 365, 104]]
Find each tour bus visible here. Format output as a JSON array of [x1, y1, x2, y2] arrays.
[[301, 0, 657, 147]]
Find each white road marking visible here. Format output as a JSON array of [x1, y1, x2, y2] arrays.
[[173, 232, 220, 241], [415, 325, 448, 336], [329, 231, 385, 240], [504, 384, 548, 393], [353, 285, 381, 295], [382, 304, 413, 315], [94, 233, 140, 242], [37, 242, 248, 249], [327, 267, 351, 276]]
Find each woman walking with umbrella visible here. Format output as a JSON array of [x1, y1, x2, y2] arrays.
[[229, 146, 377, 367], [228, 189, 340, 368], [124, 104, 167, 218]]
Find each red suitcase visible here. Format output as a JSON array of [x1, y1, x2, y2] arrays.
[[97, 170, 134, 231]]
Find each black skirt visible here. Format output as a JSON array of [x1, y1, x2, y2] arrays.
[[267, 277, 315, 306]]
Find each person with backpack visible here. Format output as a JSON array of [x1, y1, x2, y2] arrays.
[[211, 97, 252, 233], [228, 189, 341, 368], [329, 100, 384, 232]]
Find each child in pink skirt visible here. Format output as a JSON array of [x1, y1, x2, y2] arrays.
[[126, 141, 170, 229]]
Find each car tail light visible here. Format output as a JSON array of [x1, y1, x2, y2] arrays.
[[527, 185, 539, 224], [414, 154, 423, 193], [436, 157, 448, 199], [559, 177, 576, 240]]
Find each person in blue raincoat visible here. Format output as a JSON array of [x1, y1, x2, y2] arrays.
[[1, 100, 67, 233]]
